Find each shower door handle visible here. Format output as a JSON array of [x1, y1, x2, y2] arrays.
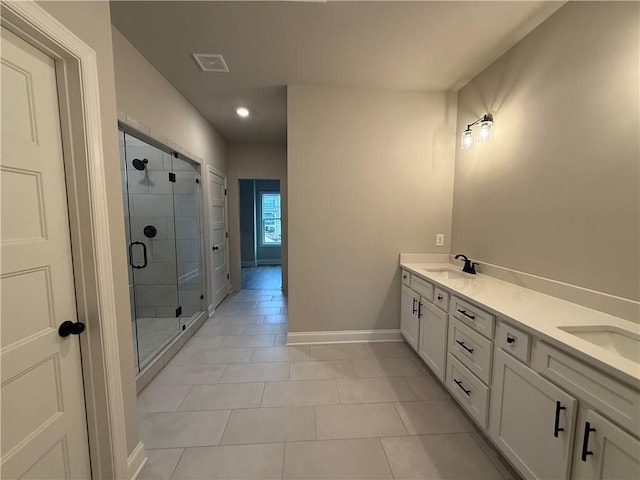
[[129, 241, 148, 269]]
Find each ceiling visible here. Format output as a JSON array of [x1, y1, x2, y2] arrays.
[[110, 1, 565, 143]]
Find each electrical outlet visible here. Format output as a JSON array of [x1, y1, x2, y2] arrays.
[[435, 234, 445, 247]]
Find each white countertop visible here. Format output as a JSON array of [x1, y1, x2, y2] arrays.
[[400, 260, 640, 389]]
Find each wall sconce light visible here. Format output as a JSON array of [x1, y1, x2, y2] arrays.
[[461, 113, 493, 150]]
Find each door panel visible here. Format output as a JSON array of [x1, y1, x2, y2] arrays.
[[208, 169, 228, 307], [400, 285, 419, 350], [418, 301, 448, 381], [572, 409, 640, 480], [0, 27, 91, 479], [490, 349, 576, 480]]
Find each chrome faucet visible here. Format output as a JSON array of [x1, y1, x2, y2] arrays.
[[455, 254, 479, 275]]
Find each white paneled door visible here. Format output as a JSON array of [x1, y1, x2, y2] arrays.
[[208, 168, 228, 308], [0, 27, 91, 479]]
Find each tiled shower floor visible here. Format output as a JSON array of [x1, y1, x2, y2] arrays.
[[137, 289, 519, 479]]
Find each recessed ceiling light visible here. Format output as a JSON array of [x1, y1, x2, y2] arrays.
[[236, 107, 250, 118]]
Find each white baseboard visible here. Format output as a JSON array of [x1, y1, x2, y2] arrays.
[[128, 441, 147, 480], [287, 329, 402, 345]]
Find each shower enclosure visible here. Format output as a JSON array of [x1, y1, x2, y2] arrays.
[[119, 130, 205, 373]]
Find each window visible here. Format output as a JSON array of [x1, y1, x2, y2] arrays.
[[261, 192, 281, 246]]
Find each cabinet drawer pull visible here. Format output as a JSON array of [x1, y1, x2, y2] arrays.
[[412, 298, 418, 315], [553, 401, 566, 437], [506, 335, 516, 344], [453, 378, 471, 396], [418, 301, 423, 319], [437, 294, 443, 301], [403, 274, 408, 279], [457, 309, 476, 320], [455, 339, 474, 354], [581, 421, 596, 461]]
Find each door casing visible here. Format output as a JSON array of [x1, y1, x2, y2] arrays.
[[1, 2, 136, 478]]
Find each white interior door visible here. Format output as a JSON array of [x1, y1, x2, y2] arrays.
[[208, 168, 228, 308], [1, 27, 91, 479]]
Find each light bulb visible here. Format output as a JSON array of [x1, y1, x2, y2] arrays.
[[236, 107, 250, 118], [477, 120, 492, 142], [461, 128, 474, 150]]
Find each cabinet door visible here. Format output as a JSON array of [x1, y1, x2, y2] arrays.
[[418, 300, 448, 381], [490, 349, 577, 480], [400, 285, 420, 350], [572, 409, 640, 480]]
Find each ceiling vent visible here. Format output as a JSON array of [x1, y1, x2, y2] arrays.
[[192, 53, 229, 72]]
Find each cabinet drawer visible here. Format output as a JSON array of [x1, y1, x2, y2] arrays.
[[450, 295, 495, 339], [433, 287, 449, 312], [496, 320, 530, 364], [449, 318, 493, 385], [447, 354, 490, 429], [401, 269, 411, 287], [532, 342, 640, 438], [411, 275, 434, 302]]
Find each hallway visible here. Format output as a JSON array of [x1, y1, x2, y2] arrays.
[[137, 290, 516, 479]]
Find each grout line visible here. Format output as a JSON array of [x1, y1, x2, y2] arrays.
[[281, 442, 287, 480], [312, 404, 318, 440], [391, 401, 410, 436], [259, 381, 267, 407], [167, 448, 186, 480], [217, 408, 233, 446], [174, 385, 193, 411], [378, 437, 396, 480]]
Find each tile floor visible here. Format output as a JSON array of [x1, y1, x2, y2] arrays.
[[241, 266, 282, 290], [137, 289, 519, 479]]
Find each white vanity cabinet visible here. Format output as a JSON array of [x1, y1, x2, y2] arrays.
[[398, 261, 640, 480], [490, 348, 577, 480], [531, 341, 640, 480], [418, 300, 448, 381], [400, 270, 448, 380], [491, 325, 640, 480], [400, 284, 420, 350], [571, 408, 640, 480]]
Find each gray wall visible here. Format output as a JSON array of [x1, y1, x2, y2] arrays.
[[452, 1, 639, 301], [287, 86, 457, 333], [111, 27, 226, 173], [239, 180, 256, 266]]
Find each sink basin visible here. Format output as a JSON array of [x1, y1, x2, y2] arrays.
[[422, 267, 469, 280], [558, 326, 640, 364]]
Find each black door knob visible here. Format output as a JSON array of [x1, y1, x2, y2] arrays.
[[58, 320, 86, 337], [212, 246, 219, 251]]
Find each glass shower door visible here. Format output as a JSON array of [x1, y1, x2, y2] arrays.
[[122, 133, 180, 371], [171, 155, 205, 329]]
